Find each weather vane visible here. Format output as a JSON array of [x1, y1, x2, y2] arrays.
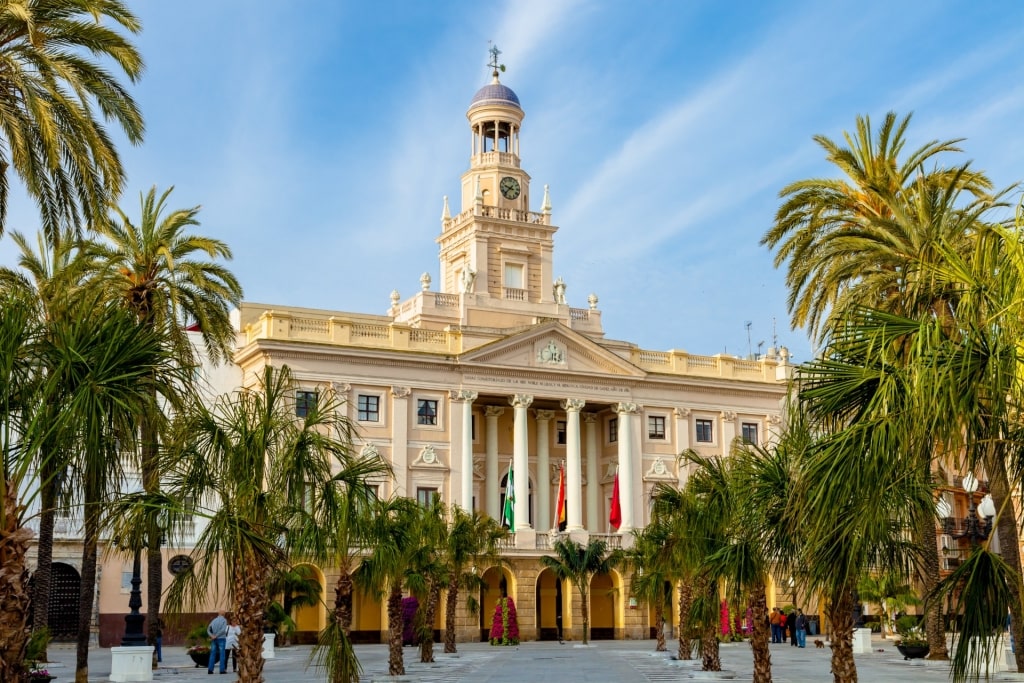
[[487, 41, 506, 77]]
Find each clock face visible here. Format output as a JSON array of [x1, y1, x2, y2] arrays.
[[500, 176, 521, 200]]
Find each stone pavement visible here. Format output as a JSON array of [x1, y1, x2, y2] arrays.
[[36, 637, 1024, 682]]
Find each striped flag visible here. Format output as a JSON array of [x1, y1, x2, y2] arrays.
[[609, 469, 622, 531], [554, 462, 567, 531], [501, 462, 515, 529]]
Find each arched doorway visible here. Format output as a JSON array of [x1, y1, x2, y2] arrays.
[[479, 566, 514, 641], [535, 568, 565, 641], [48, 563, 81, 641], [291, 564, 326, 644], [590, 572, 616, 640], [498, 472, 533, 527], [351, 583, 384, 644]]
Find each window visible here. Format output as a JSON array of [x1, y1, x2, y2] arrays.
[[609, 417, 618, 443], [168, 555, 193, 576], [121, 570, 134, 591], [695, 418, 713, 443], [295, 390, 316, 418], [556, 420, 567, 445], [471, 415, 477, 440], [504, 263, 524, 289], [416, 487, 439, 507], [357, 394, 380, 422], [417, 399, 438, 426], [741, 422, 759, 445], [648, 416, 666, 440]]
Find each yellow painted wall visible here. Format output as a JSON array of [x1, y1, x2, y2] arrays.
[[591, 573, 615, 629], [536, 570, 559, 628], [353, 587, 382, 632]]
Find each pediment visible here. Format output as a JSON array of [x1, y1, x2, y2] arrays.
[[459, 322, 645, 378]]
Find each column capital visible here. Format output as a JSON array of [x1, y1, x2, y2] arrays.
[[391, 386, 411, 398], [534, 409, 556, 421], [766, 413, 782, 425], [674, 406, 691, 418], [485, 405, 505, 418], [331, 382, 352, 396], [450, 389, 478, 402], [582, 412, 599, 424], [721, 411, 737, 421], [561, 398, 586, 413], [614, 402, 639, 415], [510, 394, 534, 409]]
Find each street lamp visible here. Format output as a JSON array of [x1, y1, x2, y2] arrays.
[[955, 473, 994, 547], [121, 512, 167, 647]]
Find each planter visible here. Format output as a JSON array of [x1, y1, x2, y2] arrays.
[[28, 676, 57, 683], [188, 650, 211, 668], [896, 644, 930, 660]]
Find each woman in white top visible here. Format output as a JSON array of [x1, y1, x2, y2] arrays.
[[225, 617, 241, 673]]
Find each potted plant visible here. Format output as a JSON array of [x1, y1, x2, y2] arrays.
[[27, 666, 56, 683], [895, 623, 930, 660], [185, 622, 211, 668]]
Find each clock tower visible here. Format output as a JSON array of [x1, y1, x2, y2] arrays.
[[438, 54, 558, 305]]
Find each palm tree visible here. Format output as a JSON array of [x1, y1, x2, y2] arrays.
[[0, 0, 145, 240], [265, 565, 323, 645], [0, 289, 46, 683], [0, 229, 99, 657], [857, 571, 921, 639], [300, 437, 390, 683], [762, 111, 992, 341], [164, 365, 347, 683], [41, 295, 183, 683], [354, 496, 427, 676], [93, 185, 242, 654], [623, 521, 674, 652], [539, 538, 617, 645], [441, 508, 506, 654], [410, 498, 447, 664]]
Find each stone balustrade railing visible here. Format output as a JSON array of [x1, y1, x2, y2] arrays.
[[473, 151, 520, 168], [244, 309, 786, 382], [443, 204, 549, 231]]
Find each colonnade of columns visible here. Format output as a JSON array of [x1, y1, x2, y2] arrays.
[[452, 392, 638, 534], [471, 120, 521, 157]]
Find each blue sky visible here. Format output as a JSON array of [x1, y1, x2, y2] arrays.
[[3, 0, 1024, 363]]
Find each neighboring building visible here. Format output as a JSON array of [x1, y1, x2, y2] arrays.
[[83, 66, 792, 645]]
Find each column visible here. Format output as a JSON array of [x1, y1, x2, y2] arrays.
[[456, 391, 477, 512], [584, 413, 599, 531], [391, 387, 411, 497], [674, 407, 691, 488], [485, 406, 504, 520], [615, 403, 638, 533], [493, 119, 499, 154], [535, 409, 555, 531], [562, 399, 585, 531], [721, 411, 737, 457], [510, 394, 533, 530]]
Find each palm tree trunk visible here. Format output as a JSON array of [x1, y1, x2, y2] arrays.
[[444, 574, 459, 653], [749, 582, 772, 683], [387, 584, 405, 676], [916, 513, 947, 659], [677, 580, 693, 660], [827, 589, 857, 683], [234, 553, 271, 683], [141, 407, 162, 663], [700, 588, 721, 672], [580, 586, 590, 645], [75, 505, 100, 683], [419, 580, 440, 663], [654, 598, 666, 652], [0, 484, 33, 683], [333, 565, 354, 637], [30, 460, 56, 661], [988, 460, 1024, 672]]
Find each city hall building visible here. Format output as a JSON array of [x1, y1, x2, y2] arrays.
[[83, 67, 791, 645]]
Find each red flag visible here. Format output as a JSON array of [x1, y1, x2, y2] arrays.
[[555, 464, 567, 531], [609, 470, 622, 530]]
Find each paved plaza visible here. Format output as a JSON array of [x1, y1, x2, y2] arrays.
[[35, 637, 1024, 683]]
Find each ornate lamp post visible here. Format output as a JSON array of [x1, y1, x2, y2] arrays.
[[121, 513, 166, 646], [955, 473, 995, 547]]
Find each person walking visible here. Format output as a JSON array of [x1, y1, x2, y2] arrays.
[[770, 608, 782, 643], [225, 615, 241, 673], [207, 609, 229, 675], [789, 609, 798, 646], [795, 609, 808, 648]]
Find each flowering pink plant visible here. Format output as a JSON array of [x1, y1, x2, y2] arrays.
[[489, 596, 520, 645]]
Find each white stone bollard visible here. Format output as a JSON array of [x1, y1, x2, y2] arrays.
[[262, 632, 276, 659], [110, 645, 154, 682], [852, 628, 873, 654]]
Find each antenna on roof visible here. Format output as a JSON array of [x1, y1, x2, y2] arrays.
[[745, 321, 753, 359], [487, 42, 506, 78]]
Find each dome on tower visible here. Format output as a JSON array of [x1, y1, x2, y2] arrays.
[[469, 78, 521, 111]]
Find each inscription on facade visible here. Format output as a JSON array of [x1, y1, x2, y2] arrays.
[[463, 374, 629, 393]]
